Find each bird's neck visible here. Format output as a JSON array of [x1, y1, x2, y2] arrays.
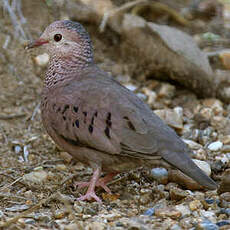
[[44, 55, 93, 88]]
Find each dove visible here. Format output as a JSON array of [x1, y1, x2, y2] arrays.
[[26, 20, 217, 202]]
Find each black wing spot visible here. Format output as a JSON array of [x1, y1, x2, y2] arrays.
[[73, 106, 79, 113], [106, 112, 112, 127], [91, 116, 94, 125], [88, 124, 93, 134], [62, 104, 70, 114], [104, 126, 111, 139], [63, 116, 66, 121], [83, 111, 87, 123], [123, 116, 136, 131], [75, 120, 80, 128], [53, 103, 56, 111]]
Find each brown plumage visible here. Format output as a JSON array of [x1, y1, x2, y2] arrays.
[[26, 20, 217, 202]]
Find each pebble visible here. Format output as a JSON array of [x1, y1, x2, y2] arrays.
[[143, 207, 155, 216], [151, 167, 168, 184], [216, 220, 230, 227], [193, 159, 211, 176], [208, 141, 223, 151], [189, 200, 203, 211], [86, 222, 106, 230], [175, 204, 191, 217], [218, 170, 230, 194], [196, 219, 219, 230], [154, 108, 183, 129], [158, 83, 175, 98], [182, 139, 202, 150], [124, 83, 137, 92], [155, 207, 182, 219], [34, 53, 49, 66], [170, 188, 190, 201], [220, 135, 230, 145], [64, 223, 82, 230], [5, 204, 29, 212], [200, 210, 217, 223], [23, 170, 48, 184], [202, 98, 223, 115]]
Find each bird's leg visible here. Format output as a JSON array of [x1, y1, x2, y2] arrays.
[[75, 172, 118, 194], [77, 168, 102, 202]]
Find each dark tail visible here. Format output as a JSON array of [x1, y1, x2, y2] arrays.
[[162, 149, 217, 190]]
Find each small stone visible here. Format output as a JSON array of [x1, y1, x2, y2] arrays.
[[143, 207, 155, 216], [56, 164, 67, 171], [158, 83, 175, 98], [142, 87, 157, 105], [170, 188, 189, 201], [54, 210, 66, 219], [222, 145, 230, 152], [155, 207, 182, 219], [151, 167, 168, 184], [86, 222, 106, 230], [175, 204, 191, 217], [64, 223, 82, 230], [200, 210, 217, 223], [218, 169, 230, 194], [202, 98, 223, 115], [208, 141, 223, 151], [220, 192, 230, 202], [5, 204, 29, 212], [24, 218, 35, 224], [23, 170, 48, 184], [216, 220, 230, 227], [196, 219, 219, 230], [193, 159, 211, 176], [182, 139, 202, 150], [220, 135, 230, 145], [154, 108, 183, 129], [59, 151, 72, 163], [171, 224, 182, 230], [34, 53, 49, 66], [189, 200, 203, 211], [124, 83, 137, 91]]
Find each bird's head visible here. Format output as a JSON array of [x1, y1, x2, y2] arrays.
[[26, 20, 93, 64]]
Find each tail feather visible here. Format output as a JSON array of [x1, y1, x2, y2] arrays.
[[162, 150, 217, 190]]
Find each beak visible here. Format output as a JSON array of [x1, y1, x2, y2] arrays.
[[25, 38, 49, 49]]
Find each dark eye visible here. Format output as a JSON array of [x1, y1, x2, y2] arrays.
[[54, 34, 62, 42]]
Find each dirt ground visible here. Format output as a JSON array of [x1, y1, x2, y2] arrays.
[[0, 0, 230, 230]]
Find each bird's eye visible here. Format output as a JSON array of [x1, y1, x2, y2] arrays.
[[54, 34, 62, 42]]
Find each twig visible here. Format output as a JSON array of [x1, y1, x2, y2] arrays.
[[0, 193, 31, 201], [30, 103, 40, 121], [0, 193, 57, 228], [0, 113, 26, 120], [99, 0, 147, 32]]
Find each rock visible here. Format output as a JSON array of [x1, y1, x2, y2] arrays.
[[155, 207, 182, 219], [202, 98, 223, 115], [193, 159, 212, 176], [158, 83, 175, 98], [86, 222, 106, 230], [196, 219, 219, 230], [23, 170, 48, 184], [208, 141, 223, 151], [154, 107, 183, 129], [182, 139, 202, 150], [222, 145, 230, 152], [124, 83, 137, 92], [143, 207, 155, 216], [220, 135, 230, 145], [5, 204, 29, 212], [189, 200, 203, 211], [170, 188, 190, 201], [218, 169, 230, 194], [151, 167, 168, 184], [64, 223, 83, 230], [34, 53, 49, 66], [220, 192, 230, 202], [142, 87, 157, 106], [216, 220, 230, 227], [200, 210, 217, 223], [175, 204, 191, 217]]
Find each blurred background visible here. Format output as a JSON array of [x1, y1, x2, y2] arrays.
[[1, 0, 230, 229]]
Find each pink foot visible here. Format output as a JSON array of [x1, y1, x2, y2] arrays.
[[75, 171, 118, 202], [77, 191, 102, 202], [75, 172, 118, 194]]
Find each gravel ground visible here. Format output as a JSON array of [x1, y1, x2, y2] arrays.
[[0, 1, 230, 229]]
